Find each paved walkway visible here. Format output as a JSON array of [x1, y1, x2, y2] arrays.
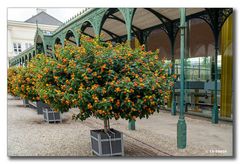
[[7, 96, 233, 157]]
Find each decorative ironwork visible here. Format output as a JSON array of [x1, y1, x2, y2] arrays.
[[172, 21, 180, 40], [9, 8, 233, 66]]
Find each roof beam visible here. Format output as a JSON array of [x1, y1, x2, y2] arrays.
[[144, 8, 172, 22], [81, 23, 118, 39], [65, 39, 76, 45], [105, 34, 127, 43], [82, 32, 94, 38], [101, 28, 120, 38], [142, 23, 166, 34], [108, 14, 142, 31], [186, 10, 208, 21]]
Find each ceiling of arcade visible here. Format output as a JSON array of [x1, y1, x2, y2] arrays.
[[81, 8, 205, 41]]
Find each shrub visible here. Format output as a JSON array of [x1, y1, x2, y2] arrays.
[[7, 67, 18, 96], [29, 45, 86, 112], [11, 66, 39, 101]]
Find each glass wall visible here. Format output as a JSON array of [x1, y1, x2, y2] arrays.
[[146, 18, 223, 116], [174, 56, 221, 81]]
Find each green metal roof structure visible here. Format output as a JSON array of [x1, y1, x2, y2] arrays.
[[9, 8, 232, 66]]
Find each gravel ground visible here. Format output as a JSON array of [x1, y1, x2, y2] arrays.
[[7, 95, 233, 157]]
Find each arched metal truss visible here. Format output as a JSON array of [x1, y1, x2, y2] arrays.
[[9, 8, 232, 67]]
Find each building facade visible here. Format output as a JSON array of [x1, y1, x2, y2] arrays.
[[8, 9, 62, 61]]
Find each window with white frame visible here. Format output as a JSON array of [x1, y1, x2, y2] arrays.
[[25, 43, 33, 50], [13, 43, 17, 54], [18, 43, 22, 53], [13, 43, 22, 54]]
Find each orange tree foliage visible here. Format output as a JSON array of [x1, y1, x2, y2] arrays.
[[8, 35, 176, 121], [68, 35, 176, 121], [10, 66, 39, 101], [29, 44, 87, 112], [7, 67, 18, 96], [29, 54, 68, 112]]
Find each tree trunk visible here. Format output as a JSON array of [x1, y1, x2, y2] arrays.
[[103, 119, 110, 133]]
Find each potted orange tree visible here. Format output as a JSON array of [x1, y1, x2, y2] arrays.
[[66, 35, 176, 156], [30, 43, 84, 122], [25, 60, 49, 114], [28, 35, 175, 154], [29, 54, 60, 122], [8, 64, 48, 113]]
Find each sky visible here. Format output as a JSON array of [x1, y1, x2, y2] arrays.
[[8, 8, 86, 23]]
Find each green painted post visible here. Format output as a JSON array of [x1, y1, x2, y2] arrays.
[[126, 10, 135, 130], [127, 26, 132, 44], [61, 36, 65, 48], [171, 41, 176, 115], [212, 39, 219, 124], [127, 33, 135, 130], [128, 120, 136, 130], [177, 8, 187, 149]]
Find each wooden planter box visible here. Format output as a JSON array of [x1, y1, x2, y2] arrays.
[[36, 101, 50, 114], [23, 99, 29, 107], [43, 109, 62, 123], [90, 128, 124, 156]]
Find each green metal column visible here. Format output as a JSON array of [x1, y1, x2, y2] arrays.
[[212, 35, 219, 124], [127, 27, 132, 44], [171, 41, 176, 115], [60, 36, 65, 47], [177, 8, 187, 149], [127, 41, 136, 130], [74, 30, 80, 46], [185, 21, 190, 112], [126, 9, 135, 130], [52, 43, 56, 59]]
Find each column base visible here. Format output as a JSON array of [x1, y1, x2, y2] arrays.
[[177, 118, 187, 149]]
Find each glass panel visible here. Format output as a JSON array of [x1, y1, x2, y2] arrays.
[[25, 43, 28, 49], [13, 43, 17, 48], [18, 43, 21, 52], [13, 43, 17, 53]]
